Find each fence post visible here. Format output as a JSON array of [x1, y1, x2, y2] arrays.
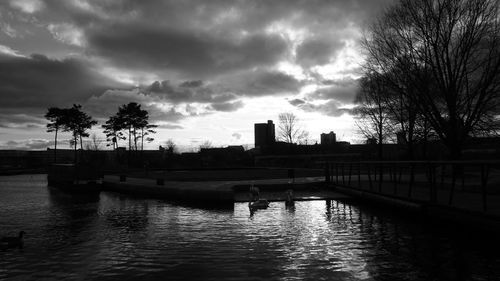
[[408, 163, 414, 198], [428, 163, 437, 203], [378, 163, 383, 193], [325, 163, 331, 183], [342, 163, 345, 185], [331, 163, 333, 183], [481, 164, 490, 212], [393, 163, 398, 195], [358, 162, 361, 188], [448, 163, 457, 205], [368, 163, 373, 191], [335, 163, 339, 184], [288, 168, 295, 184], [348, 163, 352, 186], [440, 163, 445, 190]]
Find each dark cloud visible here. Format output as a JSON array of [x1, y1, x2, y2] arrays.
[[321, 77, 359, 86], [145, 80, 237, 104], [145, 70, 304, 104], [84, 89, 148, 119], [87, 24, 288, 77], [84, 87, 240, 128], [296, 38, 345, 67], [42, 0, 395, 36], [0, 0, 397, 137], [247, 71, 302, 95], [289, 99, 306, 106], [227, 70, 303, 97], [42, 0, 393, 80], [147, 106, 193, 123], [180, 80, 203, 88], [292, 100, 350, 117], [84, 90, 189, 123], [0, 53, 127, 110], [290, 78, 358, 116], [209, 100, 244, 112], [157, 124, 184, 130], [232, 132, 242, 140], [308, 78, 359, 103], [0, 113, 45, 128]]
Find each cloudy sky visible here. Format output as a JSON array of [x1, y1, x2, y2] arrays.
[[0, 0, 394, 150]]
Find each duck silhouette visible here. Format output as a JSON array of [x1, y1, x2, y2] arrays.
[[1, 231, 25, 249]]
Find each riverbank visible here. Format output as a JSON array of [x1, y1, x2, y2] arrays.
[[334, 184, 500, 232], [102, 171, 348, 207], [47, 165, 500, 232], [124, 167, 324, 181], [0, 167, 46, 176]]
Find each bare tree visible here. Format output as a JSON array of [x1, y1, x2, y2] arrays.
[[198, 140, 213, 151], [297, 131, 311, 145], [165, 139, 177, 154], [363, 0, 500, 159], [277, 112, 309, 144], [354, 73, 393, 159], [85, 133, 103, 151]]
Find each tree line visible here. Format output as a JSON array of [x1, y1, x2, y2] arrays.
[[356, 0, 500, 160], [45, 102, 156, 163]]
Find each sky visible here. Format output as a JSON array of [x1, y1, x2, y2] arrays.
[[0, 0, 395, 151]]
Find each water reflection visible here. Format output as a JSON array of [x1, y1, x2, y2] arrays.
[[1, 175, 500, 280], [100, 195, 149, 232], [45, 187, 100, 248]]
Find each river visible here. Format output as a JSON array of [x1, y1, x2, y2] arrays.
[[1, 174, 499, 280]]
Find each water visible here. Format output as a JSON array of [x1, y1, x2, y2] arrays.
[[1, 174, 500, 281]]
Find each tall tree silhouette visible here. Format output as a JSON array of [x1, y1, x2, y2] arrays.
[[64, 104, 97, 163], [45, 107, 67, 163], [106, 102, 156, 166], [105, 102, 157, 158], [115, 102, 152, 151], [138, 123, 158, 151], [102, 115, 125, 150]]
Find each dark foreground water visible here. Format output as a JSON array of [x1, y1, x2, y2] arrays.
[[1, 175, 500, 281]]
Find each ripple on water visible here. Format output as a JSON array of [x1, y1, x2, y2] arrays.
[[1, 175, 500, 280]]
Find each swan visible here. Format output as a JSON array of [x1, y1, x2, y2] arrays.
[[249, 199, 269, 210], [1, 231, 25, 249]]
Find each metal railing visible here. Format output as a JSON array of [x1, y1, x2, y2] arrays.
[[324, 161, 500, 212]]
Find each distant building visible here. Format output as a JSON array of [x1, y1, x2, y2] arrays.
[[254, 120, 276, 148], [320, 131, 336, 145]]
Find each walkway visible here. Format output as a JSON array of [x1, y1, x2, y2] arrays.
[[325, 161, 500, 226]]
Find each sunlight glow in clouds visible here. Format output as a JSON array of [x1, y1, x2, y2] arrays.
[[0, 44, 25, 57], [47, 23, 85, 47], [9, 0, 44, 14], [0, 0, 395, 150]]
